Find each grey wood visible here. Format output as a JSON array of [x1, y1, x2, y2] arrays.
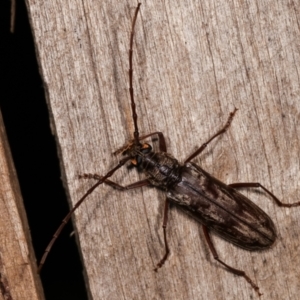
[[0, 110, 44, 300], [26, 1, 300, 299]]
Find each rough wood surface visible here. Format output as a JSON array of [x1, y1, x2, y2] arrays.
[[26, 0, 300, 299], [0, 110, 44, 300]]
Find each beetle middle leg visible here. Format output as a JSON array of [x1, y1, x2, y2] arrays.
[[202, 225, 262, 296], [80, 176, 172, 271], [154, 198, 170, 271], [80, 173, 172, 271], [184, 108, 238, 163], [229, 182, 300, 207]]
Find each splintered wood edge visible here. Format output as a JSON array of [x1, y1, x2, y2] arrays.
[[0, 110, 44, 300]]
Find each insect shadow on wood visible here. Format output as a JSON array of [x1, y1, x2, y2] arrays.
[[38, 3, 300, 297]]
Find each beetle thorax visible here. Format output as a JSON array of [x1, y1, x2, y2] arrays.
[[140, 151, 182, 188]]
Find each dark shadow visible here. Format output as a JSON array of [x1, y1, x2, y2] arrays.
[[0, 1, 88, 299]]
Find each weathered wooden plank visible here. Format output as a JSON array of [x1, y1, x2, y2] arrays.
[[0, 110, 44, 300], [26, 0, 300, 299]]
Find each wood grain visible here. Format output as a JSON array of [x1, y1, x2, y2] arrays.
[[26, 0, 300, 299], [0, 110, 44, 300]]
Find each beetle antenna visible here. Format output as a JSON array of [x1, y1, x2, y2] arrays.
[[129, 3, 141, 145], [37, 157, 130, 273]]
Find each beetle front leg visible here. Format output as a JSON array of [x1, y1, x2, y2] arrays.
[[229, 182, 300, 207], [114, 131, 167, 155], [138, 131, 167, 152], [202, 225, 262, 297]]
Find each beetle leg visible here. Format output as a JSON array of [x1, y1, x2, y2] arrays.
[[79, 173, 150, 190], [229, 182, 300, 207], [154, 198, 170, 271], [38, 157, 131, 272], [114, 131, 167, 155], [80, 173, 172, 270], [138, 131, 167, 152], [202, 225, 262, 296], [184, 108, 237, 163]]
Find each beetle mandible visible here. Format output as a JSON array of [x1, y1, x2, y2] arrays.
[[38, 3, 300, 297]]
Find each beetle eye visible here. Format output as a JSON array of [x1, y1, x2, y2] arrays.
[[131, 158, 137, 165], [141, 143, 152, 154]]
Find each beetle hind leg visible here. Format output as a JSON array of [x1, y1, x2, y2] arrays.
[[202, 225, 262, 297], [229, 182, 300, 207]]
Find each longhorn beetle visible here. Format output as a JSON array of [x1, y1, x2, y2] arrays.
[[38, 3, 300, 296]]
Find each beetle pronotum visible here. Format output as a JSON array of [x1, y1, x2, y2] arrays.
[[39, 3, 300, 297]]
